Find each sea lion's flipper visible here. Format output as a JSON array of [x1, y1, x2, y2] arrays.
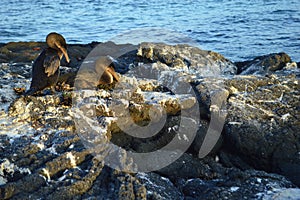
[[107, 67, 120, 82], [43, 53, 60, 77]]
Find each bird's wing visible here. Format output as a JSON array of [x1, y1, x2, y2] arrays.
[[43, 52, 60, 77]]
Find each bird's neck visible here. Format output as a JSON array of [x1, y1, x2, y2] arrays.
[[57, 51, 63, 60]]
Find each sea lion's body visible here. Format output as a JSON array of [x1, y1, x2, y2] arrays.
[[74, 56, 120, 89], [26, 32, 70, 95], [95, 56, 119, 85]]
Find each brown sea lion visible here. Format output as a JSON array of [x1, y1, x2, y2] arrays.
[[74, 56, 119, 89], [95, 56, 119, 85]]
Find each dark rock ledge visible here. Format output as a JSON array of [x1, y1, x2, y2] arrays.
[[0, 41, 299, 199]]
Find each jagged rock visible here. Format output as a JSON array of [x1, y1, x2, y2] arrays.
[[0, 41, 299, 199], [137, 42, 237, 75], [222, 70, 300, 186], [262, 188, 300, 200], [179, 169, 297, 200], [235, 52, 293, 75], [136, 172, 183, 200]]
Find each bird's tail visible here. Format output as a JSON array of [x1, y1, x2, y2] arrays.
[[24, 88, 37, 96]]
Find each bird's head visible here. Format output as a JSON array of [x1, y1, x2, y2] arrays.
[[46, 32, 70, 63]]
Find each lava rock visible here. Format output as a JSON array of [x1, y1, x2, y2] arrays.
[[235, 52, 292, 75], [0, 41, 299, 199]]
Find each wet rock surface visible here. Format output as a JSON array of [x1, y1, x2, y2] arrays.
[[0, 42, 299, 199]]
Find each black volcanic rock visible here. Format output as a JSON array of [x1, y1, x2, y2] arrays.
[[222, 72, 300, 186], [235, 52, 292, 75], [0, 41, 299, 199]]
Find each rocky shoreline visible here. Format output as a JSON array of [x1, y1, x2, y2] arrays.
[[0, 41, 299, 199]]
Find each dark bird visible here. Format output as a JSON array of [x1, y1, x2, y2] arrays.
[[25, 32, 70, 95]]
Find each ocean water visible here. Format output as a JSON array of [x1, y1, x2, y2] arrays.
[[1, 0, 299, 62]]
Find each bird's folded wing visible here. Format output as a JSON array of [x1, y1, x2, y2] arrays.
[[43, 54, 60, 77]]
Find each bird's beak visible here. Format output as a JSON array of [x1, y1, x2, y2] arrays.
[[56, 42, 70, 63], [61, 47, 70, 63]]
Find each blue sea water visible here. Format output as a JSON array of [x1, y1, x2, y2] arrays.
[[0, 0, 299, 62]]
